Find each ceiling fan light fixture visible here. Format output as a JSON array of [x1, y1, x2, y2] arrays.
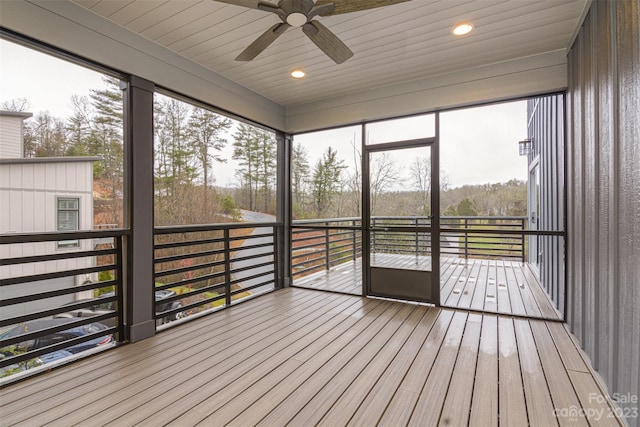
[[286, 12, 307, 27], [452, 22, 474, 36], [227, 0, 408, 63], [291, 68, 306, 78]]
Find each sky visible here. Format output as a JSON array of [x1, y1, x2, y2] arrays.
[[0, 39, 105, 117], [294, 102, 528, 189], [1, 38, 528, 190]]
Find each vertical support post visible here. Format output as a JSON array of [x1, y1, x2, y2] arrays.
[[431, 113, 441, 306], [361, 124, 370, 297], [115, 234, 125, 342], [325, 222, 330, 270], [464, 218, 469, 259], [415, 217, 419, 257], [352, 220, 357, 261], [123, 76, 155, 342], [224, 228, 231, 306], [521, 218, 526, 263], [371, 218, 376, 253], [276, 131, 291, 288]]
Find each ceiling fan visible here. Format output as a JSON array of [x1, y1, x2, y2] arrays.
[[215, 0, 410, 64]]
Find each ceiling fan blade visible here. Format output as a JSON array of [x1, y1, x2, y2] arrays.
[[213, 0, 274, 10], [302, 21, 353, 64], [236, 23, 290, 61], [257, 1, 287, 20], [315, 0, 410, 16], [308, 3, 335, 20]]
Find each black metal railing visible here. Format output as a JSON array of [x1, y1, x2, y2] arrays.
[[291, 218, 362, 279], [291, 216, 527, 277], [370, 216, 432, 257], [440, 216, 526, 261], [0, 229, 127, 374], [153, 222, 279, 327]]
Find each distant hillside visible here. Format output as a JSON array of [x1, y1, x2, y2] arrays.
[[441, 179, 527, 217]]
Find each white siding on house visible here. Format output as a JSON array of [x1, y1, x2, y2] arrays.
[[0, 114, 27, 159], [0, 160, 95, 280]]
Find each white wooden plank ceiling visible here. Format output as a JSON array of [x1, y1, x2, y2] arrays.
[[71, 0, 588, 107]]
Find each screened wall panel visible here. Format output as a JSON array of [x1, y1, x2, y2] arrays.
[[526, 94, 565, 316], [567, 1, 639, 424]]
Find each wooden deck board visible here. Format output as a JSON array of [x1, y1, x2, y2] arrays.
[[504, 262, 529, 316], [529, 320, 589, 427], [0, 288, 622, 427], [252, 302, 412, 427], [321, 308, 438, 427], [406, 311, 469, 426], [209, 300, 391, 426], [514, 318, 559, 426], [107, 295, 367, 427], [1, 289, 318, 420], [496, 260, 513, 315], [469, 314, 499, 426], [438, 313, 482, 426], [15, 291, 345, 426], [521, 265, 561, 319], [498, 316, 529, 427], [294, 255, 561, 320], [484, 260, 499, 312], [163, 298, 384, 426], [376, 309, 458, 426], [1, 289, 299, 405], [287, 305, 420, 426], [470, 260, 490, 311], [346, 309, 451, 426], [100, 294, 364, 425]]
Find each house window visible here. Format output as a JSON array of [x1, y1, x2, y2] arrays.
[[57, 197, 80, 248]]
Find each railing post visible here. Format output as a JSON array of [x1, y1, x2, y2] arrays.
[[464, 217, 469, 259], [115, 234, 125, 342], [352, 220, 357, 261], [415, 217, 419, 257], [521, 217, 526, 263], [325, 222, 330, 270], [224, 228, 231, 306], [371, 217, 376, 253]]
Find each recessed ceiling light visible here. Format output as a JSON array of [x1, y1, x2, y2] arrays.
[[291, 69, 306, 79], [452, 22, 474, 36]]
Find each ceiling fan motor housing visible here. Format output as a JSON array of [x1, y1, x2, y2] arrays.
[[279, 0, 314, 26]]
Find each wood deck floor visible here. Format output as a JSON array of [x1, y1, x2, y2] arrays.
[[294, 255, 562, 320], [0, 288, 621, 426]]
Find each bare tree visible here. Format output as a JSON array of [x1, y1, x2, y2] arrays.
[[1, 98, 30, 112], [28, 112, 68, 157], [369, 152, 400, 215], [410, 156, 430, 214], [344, 137, 362, 216]]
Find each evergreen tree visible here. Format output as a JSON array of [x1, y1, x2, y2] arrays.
[[88, 77, 124, 226], [233, 124, 276, 212], [291, 143, 310, 215], [311, 147, 345, 217], [456, 198, 478, 216], [154, 96, 198, 224], [256, 130, 277, 212], [188, 108, 231, 212]]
